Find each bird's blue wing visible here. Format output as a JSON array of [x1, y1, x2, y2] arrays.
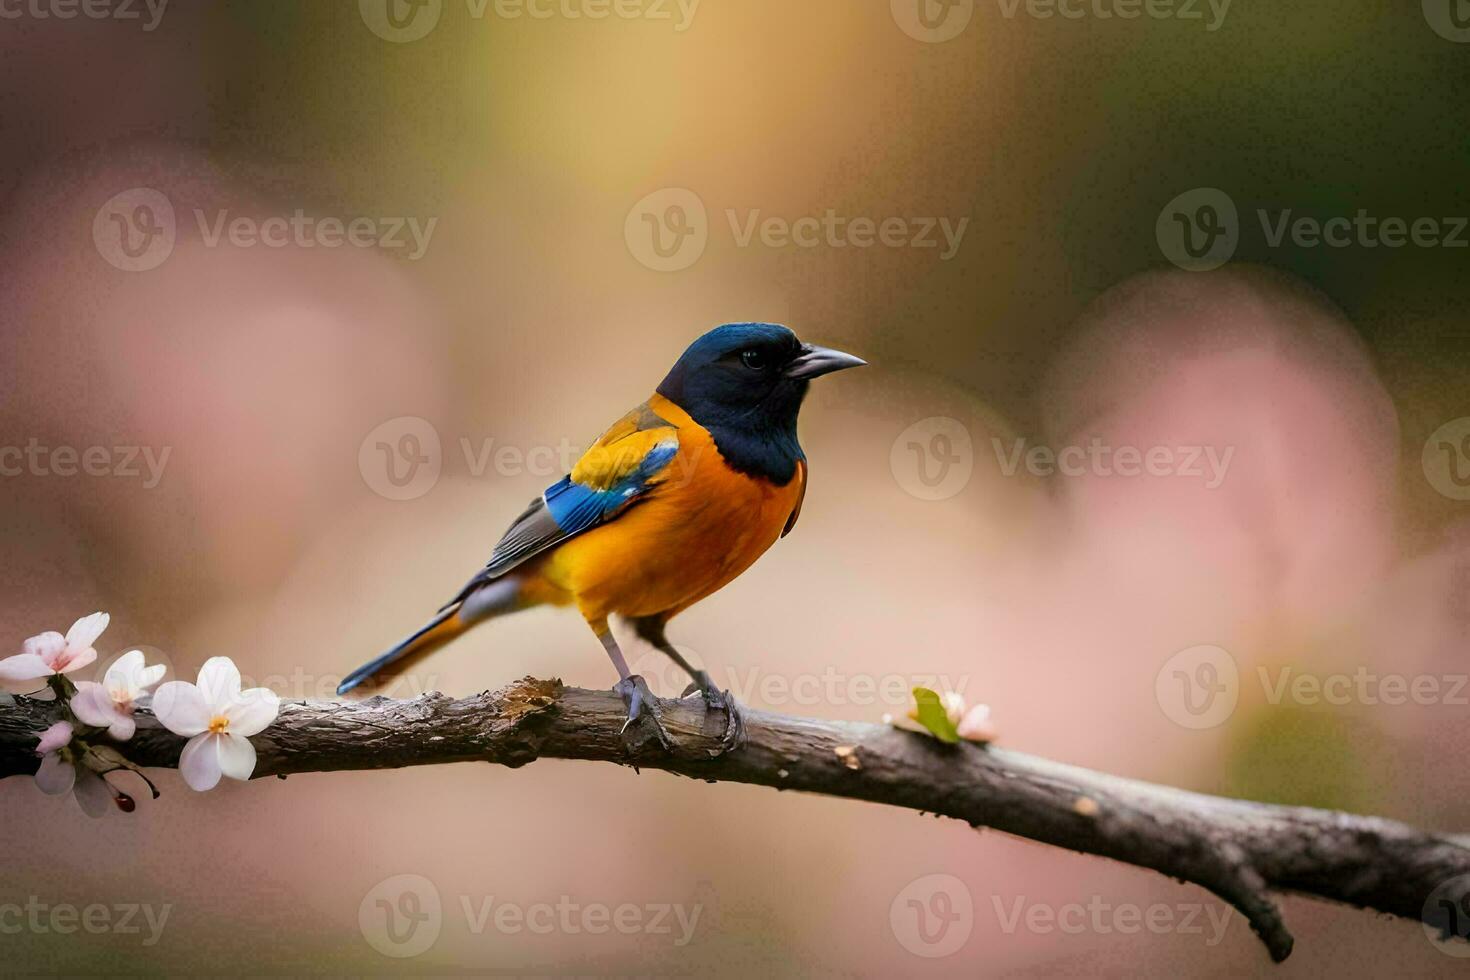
[[440, 404, 679, 608]]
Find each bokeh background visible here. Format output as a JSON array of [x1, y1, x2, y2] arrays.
[[3, 0, 1469, 974]]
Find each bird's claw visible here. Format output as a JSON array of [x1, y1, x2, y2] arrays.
[[614, 675, 673, 753], [680, 670, 743, 756], [679, 670, 726, 708]]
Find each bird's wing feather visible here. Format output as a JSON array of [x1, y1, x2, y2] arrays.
[[440, 403, 679, 608]]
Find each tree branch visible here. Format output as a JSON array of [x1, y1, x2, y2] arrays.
[[3, 677, 1467, 963]]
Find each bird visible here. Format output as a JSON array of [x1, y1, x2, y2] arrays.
[[337, 322, 865, 748]]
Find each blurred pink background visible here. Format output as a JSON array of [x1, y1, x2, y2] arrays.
[[2, 1, 1468, 975]]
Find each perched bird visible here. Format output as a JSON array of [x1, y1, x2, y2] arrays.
[[337, 322, 865, 746]]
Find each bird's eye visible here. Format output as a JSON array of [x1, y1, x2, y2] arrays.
[[739, 349, 768, 370]]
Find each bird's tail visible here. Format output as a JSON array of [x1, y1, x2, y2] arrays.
[[336, 578, 520, 695]]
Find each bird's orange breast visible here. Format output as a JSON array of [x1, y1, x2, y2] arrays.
[[526, 394, 805, 622]]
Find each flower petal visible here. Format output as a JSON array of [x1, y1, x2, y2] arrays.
[[956, 704, 998, 744], [35, 752, 75, 795], [57, 647, 97, 675], [107, 714, 137, 742], [225, 688, 280, 737], [64, 612, 109, 652], [136, 662, 166, 692], [105, 650, 146, 691], [216, 732, 257, 781], [196, 657, 242, 710], [70, 682, 120, 728], [72, 768, 114, 817], [152, 681, 210, 737], [940, 690, 967, 727], [178, 733, 223, 791], [35, 721, 73, 755], [22, 631, 65, 662], [0, 653, 54, 693]]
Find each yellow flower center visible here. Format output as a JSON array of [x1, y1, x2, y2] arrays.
[[208, 716, 230, 734]]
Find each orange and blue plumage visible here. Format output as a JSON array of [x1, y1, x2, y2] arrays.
[[337, 322, 864, 739]]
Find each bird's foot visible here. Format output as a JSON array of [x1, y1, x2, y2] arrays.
[[681, 670, 745, 756], [680, 669, 724, 707], [614, 674, 673, 754]]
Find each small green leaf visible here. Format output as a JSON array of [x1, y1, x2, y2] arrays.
[[911, 687, 960, 743]]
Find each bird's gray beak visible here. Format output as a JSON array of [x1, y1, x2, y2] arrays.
[[784, 344, 867, 380]]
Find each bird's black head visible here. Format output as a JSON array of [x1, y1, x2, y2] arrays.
[[656, 322, 865, 484]]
